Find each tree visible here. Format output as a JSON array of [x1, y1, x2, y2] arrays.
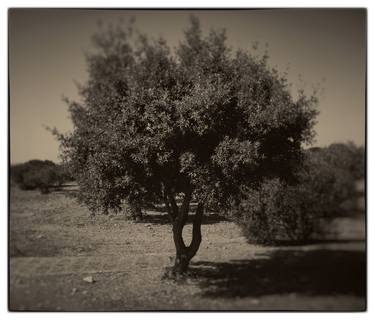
[[54, 17, 318, 275], [11, 160, 69, 193], [305, 142, 365, 214]]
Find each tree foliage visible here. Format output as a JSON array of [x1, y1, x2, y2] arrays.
[[54, 17, 318, 273], [55, 17, 318, 213]]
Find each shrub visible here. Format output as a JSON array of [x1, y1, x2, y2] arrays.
[[11, 160, 70, 193], [229, 179, 322, 244], [21, 166, 56, 193], [230, 142, 365, 244]]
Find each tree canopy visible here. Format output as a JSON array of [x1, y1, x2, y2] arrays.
[[56, 17, 318, 213], [54, 16, 318, 273]]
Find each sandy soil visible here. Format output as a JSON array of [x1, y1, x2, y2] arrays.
[[9, 187, 366, 311]]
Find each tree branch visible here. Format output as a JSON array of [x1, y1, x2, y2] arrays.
[[168, 193, 179, 218], [187, 202, 204, 259], [162, 184, 176, 222], [180, 190, 192, 226], [171, 191, 192, 253]]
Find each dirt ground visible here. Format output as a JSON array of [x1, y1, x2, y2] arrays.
[[9, 187, 366, 311]]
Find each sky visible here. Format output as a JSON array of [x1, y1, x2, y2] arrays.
[[9, 9, 366, 164]]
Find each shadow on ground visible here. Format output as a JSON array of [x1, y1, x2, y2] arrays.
[[135, 212, 227, 225], [263, 239, 365, 246], [191, 248, 366, 298]]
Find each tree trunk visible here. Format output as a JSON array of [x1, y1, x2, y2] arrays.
[[173, 251, 191, 274], [126, 202, 143, 221], [133, 205, 143, 222], [40, 186, 50, 194], [187, 202, 204, 259], [170, 196, 204, 276], [163, 184, 176, 222]]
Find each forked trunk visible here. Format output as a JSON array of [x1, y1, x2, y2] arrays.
[[171, 201, 204, 275]]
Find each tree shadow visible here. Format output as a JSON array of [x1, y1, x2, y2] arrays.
[[190, 248, 366, 298], [136, 212, 228, 225], [264, 238, 365, 247]]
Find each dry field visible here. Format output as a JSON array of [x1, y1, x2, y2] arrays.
[[9, 187, 366, 311]]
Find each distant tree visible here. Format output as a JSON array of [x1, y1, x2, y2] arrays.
[[11, 160, 69, 193], [306, 142, 365, 214], [324, 142, 365, 180], [53, 17, 318, 275]]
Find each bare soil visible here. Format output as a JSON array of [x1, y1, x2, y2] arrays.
[[9, 187, 366, 311]]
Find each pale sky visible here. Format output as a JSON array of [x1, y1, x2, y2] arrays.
[[9, 9, 366, 164]]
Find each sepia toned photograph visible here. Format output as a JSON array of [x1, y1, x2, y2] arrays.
[[9, 8, 366, 311]]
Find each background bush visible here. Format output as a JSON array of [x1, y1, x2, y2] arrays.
[[229, 142, 365, 245], [11, 160, 71, 193], [228, 180, 321, 244]]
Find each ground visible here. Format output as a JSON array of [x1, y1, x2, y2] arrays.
[[9, 187, 366, 311]]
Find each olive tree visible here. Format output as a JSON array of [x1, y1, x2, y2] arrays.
[[54, 17, 318, 274]]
